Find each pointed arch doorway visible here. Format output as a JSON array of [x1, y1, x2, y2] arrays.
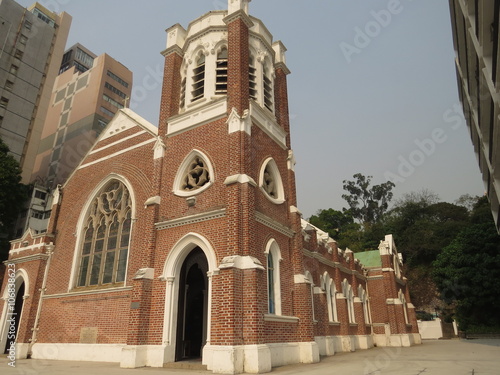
[[3, 281, 25, 354], [175, 247, 208, 361]]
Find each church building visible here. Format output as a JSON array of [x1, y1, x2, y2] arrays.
[[0, 1, 420, 373]]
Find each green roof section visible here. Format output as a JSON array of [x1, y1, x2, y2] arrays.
[[355, 250, 381, 268]]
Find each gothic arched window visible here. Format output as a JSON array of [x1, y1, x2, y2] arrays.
[[191, 54, 205, 102], [76, 180, 132, 288], [263, 62, 274, 112], [265, 239, 282, 315], [215, 47, 228, 94], [249, 55, 257, 100], [173, 150, 214, 197]]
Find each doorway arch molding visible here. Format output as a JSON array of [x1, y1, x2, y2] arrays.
[[159, 232, 219, 363]]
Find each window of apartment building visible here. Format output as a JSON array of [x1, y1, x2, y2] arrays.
[[10, 65, 19, 75], [104, 82, 127, 99], [100, 106, 115, 117], [75, 47, 94, 68], [5, 81, 14, 91], [14, 49, 23, 60], [19, 35, 28, 45], [31, 209, 44, 219], [106, 70, 129, 88], [103, 94, 124, 109], [34, 190, 47, 200], [0, 97, 9, 109], [0, 115, 3, 125], [24, 21, 32, 30], [32, 7, 55, 27]]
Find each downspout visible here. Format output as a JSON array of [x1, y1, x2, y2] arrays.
[[27, 242, 53, 358], [28, 185, 61, 357]]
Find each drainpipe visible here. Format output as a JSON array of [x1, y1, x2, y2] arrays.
[[27, 242, 53, 358]]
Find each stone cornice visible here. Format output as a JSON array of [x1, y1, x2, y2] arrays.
[[4, 253, 49, 265], [155, 209, 226, 230], [255, 211, 294, 238], [223, 9, 254, 28], [275, 62, 291, 76], [161, 44, 184, 58]]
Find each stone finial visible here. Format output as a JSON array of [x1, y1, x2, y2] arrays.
[[228, 0, 251, 15]]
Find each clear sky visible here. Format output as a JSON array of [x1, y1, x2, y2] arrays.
[[16, 0, 485, 218]]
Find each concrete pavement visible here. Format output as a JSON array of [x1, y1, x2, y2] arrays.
[[1, 339, 499, 375]]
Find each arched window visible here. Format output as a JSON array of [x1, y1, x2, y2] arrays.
[[359, 285, 371, 324], [265, 239, 282, 315], [191, 54, 205, 102], [342, 279, 355, 323], [399, 289, 409, 324], [263, 62, 273, 112], [215, 47, 228, 94], [323, 273, 338, 322], [305, 271, 315, 321], [76, 180, 132, 288], [249, 55, 257, 100]]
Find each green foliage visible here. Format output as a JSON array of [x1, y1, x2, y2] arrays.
[[386, 193, 469, 267], [432, 198, 500, 331], [342, 173, 395, 225], [0, 138, 29, 261], [308, 208, 357, 240]]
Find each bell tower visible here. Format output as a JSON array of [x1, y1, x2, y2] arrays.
[[156, 0, 317, 372]]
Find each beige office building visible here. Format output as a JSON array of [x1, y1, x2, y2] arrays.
[[31, 50, 133, 188], [0, 0, 71, 183]]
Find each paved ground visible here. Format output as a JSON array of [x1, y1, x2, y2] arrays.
[[1, 339, 499, 375]]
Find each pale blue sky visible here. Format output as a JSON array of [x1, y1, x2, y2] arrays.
[[16, 0, 485, 218]]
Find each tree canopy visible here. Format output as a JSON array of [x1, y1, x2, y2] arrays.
[[0, 138, 29, 260], [433, 197, 500, 331], [342, 173, 395, 225]]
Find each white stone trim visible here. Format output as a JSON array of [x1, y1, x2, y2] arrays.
[[172, 149, 214, 197], [219, 255, 264, 270], [133, 268, 154, 280], [258, 157, 285, 204], [31, 343, 125, 363], [78, 138, 156, 170], [255, 211, 294, 238], [144, 196, 161, 207], [167, 98, 227, 136], [159, 233, 218, 363], [250, 101, 287, 149], [224, 174, 257, 186], [287, 149, 296, 171], [90, 130, 147, 155], [203, 341, 319, 374], [155, 208, 226, 230], [227, 107, 251, 135]]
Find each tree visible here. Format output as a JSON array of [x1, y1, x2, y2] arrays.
[[432, 197, 500, 331], [0, 138, 29, 261], [342, 173, 395, 225], [308, 209, 362, 250]]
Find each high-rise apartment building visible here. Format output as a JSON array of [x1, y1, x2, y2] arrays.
[[31, 48, 133, 188], [0, 0, 71, 183], [448, 0, 500, 229]]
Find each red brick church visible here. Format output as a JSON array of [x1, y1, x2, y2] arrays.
[[0, 1, 420, 373]]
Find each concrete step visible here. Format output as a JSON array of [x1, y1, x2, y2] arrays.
[[163, 360, 207, 371]]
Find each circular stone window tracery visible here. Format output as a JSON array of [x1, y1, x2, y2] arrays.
[[182, 156, 210, 191], [173, 150, 214, 197]]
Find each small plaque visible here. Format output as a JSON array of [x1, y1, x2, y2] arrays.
[[80, 327, 98, 344]]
